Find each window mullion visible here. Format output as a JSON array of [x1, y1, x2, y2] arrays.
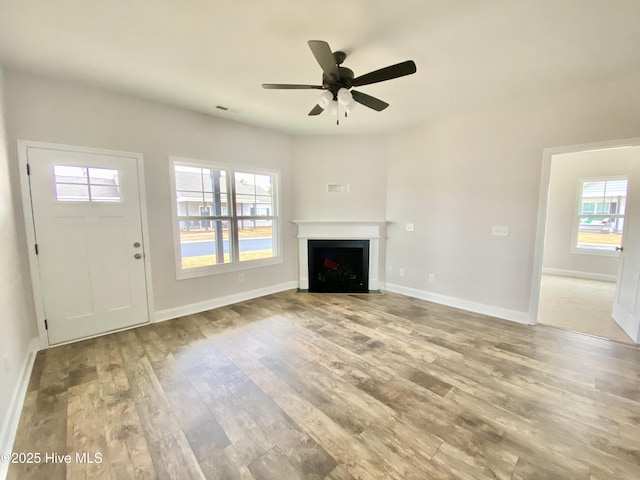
[[229, 170, 240, 263]]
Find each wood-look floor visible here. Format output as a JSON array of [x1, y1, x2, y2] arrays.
[[8, 290, 640, 480]]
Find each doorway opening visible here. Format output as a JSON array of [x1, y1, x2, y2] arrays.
[[531, 139, 640, 344]]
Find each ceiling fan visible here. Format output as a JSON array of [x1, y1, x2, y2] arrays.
[[262, 40, 417, 121]]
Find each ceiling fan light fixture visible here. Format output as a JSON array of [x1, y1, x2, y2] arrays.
[[337, 88, 352, 105], [344, 100, 357, 112], [326, 100, 338, 115], [318, 90, 333, 108]]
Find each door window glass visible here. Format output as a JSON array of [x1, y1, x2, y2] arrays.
[[53, 165, 121, 202]]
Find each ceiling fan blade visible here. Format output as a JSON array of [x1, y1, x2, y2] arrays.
[[352, 60, 417, 87], [308, 104, 324, 116], [308, 40, 339, 80], [262, 83, 323, 89], [351, 90, 389, 111]]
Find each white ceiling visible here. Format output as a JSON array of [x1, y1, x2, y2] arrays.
[[1, 0, 639, 135]]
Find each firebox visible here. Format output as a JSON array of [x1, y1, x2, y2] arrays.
[[307, 239, 370, 293]]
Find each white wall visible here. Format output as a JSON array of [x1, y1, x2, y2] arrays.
[[0, 67, 38, 461], [291, 135, 389, 221], [385, 70, 640, 319], [4, 70, 296, 315], [543, 147, 638, 278]]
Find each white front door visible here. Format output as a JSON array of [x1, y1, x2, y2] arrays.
[[27, 146, 149, 344], [613, 158, 640, 343]]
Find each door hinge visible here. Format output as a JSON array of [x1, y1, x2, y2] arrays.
[[44, 319, 48, 330], [35, 244, 39, 255], [26, 163, 31, 175]]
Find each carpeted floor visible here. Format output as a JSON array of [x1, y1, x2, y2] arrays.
[[537, 274, 633, 344]]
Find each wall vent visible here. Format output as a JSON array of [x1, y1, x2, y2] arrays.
[[327, 183, 350, 194]]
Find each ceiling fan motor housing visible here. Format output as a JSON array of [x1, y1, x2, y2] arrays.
[[323, 67, 354, 97]]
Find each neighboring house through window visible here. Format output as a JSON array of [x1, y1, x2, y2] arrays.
[[170, 157, 281, 278], [572, 177, 628, 255]]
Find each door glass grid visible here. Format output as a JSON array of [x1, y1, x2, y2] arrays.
[[53, 165, 121, 202]]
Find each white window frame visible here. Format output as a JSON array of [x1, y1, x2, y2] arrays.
[[169, 156, 282, 279], [570, 175, 628, 257]]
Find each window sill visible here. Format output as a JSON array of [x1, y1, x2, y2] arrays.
[[570, 247, 620, 258], [176, 255, 283, 280]]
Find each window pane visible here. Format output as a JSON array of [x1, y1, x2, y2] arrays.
[[54, 165, 87, 184], [582, 181, 605, 199], [174, 165, 208, 192], [581, 202, 595, 214], [56, 183, 90, 201], [238, 219, 274, 261], [90, 185, 121, 202], [179, 220, 231, 269], [174, 165, 229, 217], [235, 171, 274, 217], [577, 217, 624, 251], [88, 167, 118, 184]]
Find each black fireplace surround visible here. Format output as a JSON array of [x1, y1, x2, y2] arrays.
[[307, 239, 370, 293]]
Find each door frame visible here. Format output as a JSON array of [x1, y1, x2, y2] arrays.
[[18, 140, 155, 348], [529, 136, 640, 326]]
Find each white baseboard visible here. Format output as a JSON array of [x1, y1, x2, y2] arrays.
[[154, 281, 299, 322], [541, 268, 617, 282], [0, 337, 40, 480], [383, 283, 531, 325]]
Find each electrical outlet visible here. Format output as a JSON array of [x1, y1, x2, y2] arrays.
[[387, 266, 393, 274], [428, 274, 435, 283], [399, 268, 405, 277], [2, 354, 9, 375], [238, 273, 245, 282], [406, 223, 414, 232]]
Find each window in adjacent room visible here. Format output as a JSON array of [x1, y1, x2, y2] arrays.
[[170, 158, 281, 278], [572, 177, 628, 255]]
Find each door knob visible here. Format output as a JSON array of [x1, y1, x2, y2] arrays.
[[615, 246, 624, 252], [134, 253, 143, 259]]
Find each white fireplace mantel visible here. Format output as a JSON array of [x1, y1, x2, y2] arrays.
[[293, 220, 385, 291]]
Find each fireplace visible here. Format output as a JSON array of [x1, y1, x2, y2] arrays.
[[308, 240, 369, 293], [293, 221, 384, 293]]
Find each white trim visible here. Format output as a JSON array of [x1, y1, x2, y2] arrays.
[[384, 283, 530, 325], [0, 338, 40, 480], [17, 140, 155, 348], [542, 268, 617, 282], [529, 137, 640, 325], [154, 281, 298, 322]]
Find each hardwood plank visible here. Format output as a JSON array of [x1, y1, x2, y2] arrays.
[[148, 430, 205, 480], [189, 367, 274, 465], [200, 445, 256, 480]]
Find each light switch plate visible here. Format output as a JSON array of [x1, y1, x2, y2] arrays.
[[406, 223, 414, 232], [491, 225, 509, 236]]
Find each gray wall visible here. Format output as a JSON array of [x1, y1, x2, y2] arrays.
[[0, 67, 38, 447], [291, 135, 389, 222], [5, 67, 640, 337], [4, 70, 296, 314], [384, 70, 640, 317], [543, 147, 639, 278]]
